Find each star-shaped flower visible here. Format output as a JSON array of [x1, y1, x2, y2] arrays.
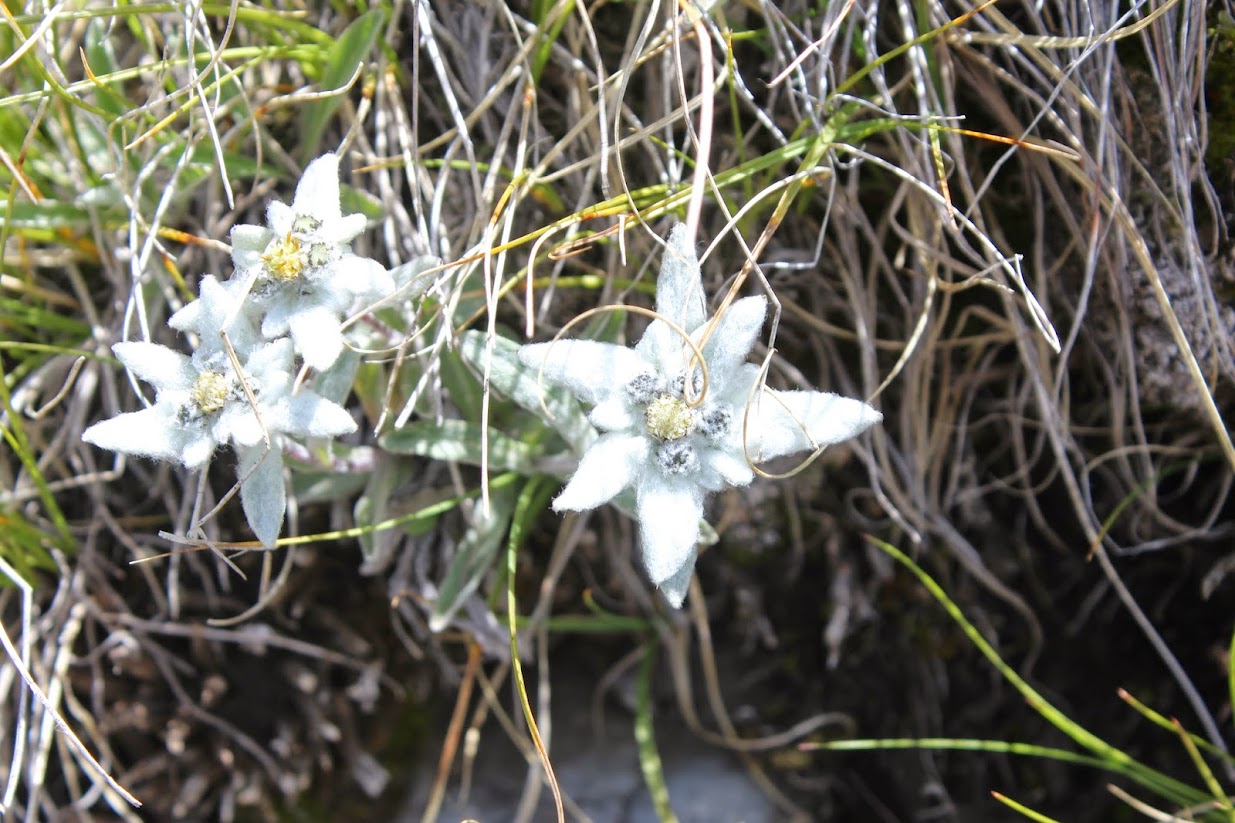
[[228, 153, 394, 371], [519, 225, 882, 606], [167, 274, 260, 357], [82, 337, 357, 546]]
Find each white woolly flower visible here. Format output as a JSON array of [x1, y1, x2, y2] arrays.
[[167, 274, 260, 357], [82, 337, 357, 546], [228, 153, 394, 371], [519, 225, 882, 607]]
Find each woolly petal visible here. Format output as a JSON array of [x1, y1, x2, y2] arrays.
[[230, 224, 274, 271], [635, 320, 682, 376], [317, 213, 366, 246], [335, 254, 395, 304], [635, 472, 704, 587], [266, 200, 294, 235], [290, 153, 344, 224], [213, 402, 263, 448], [700, 447, 754, 489], [307, 278, 356, 315], [297, 265, 356, 312], [277, 392, 357, 438], [553, 433, 648, 511], [366, 264, 397, 301], [245, 338, 295, 383], [179, 431, 218, 470], [519, 341, 650, 406], [288, 305, 345, 371], [237, 444, 285, 548], [749, 390, 882, 462], [656, 223, 707, 335], [261, 296, 293, 338], [588, 396, 638, 432], [701, 295, 766, 391], [169, 275, 257, 354], [112, 342, 195, 391], [217, 269, 263, 329], [168, 276, 222, 336], [636, 224, 708, 370], [715, 362, 762, 408], [82, 406, 188, 463], [657, 559, 695, 608]]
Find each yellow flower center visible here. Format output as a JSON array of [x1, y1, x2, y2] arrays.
[[261, 233, 305, 281], [645, 395, 695, 441], [190, 371, 230, 414]]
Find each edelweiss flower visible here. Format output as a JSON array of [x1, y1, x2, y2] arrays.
[[167, 274, 260, 357], [229, 153, 394, 371], [519, 225, 882, 606], [83, 337, 357, 546]]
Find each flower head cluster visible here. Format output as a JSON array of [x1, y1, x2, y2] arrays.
[[519, 225, 882, 607], [229, 153, 394, 371], [82, 155, 390, 547]]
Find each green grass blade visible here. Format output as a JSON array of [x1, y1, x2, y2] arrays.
[[636, 642, 678, 823], [1171, 717, 1235, 819], [814, 738, 1150, 784], [0, 509, 57, 586], [0, 363, 73, 553], [1117, 689, 1235, 764], [505, 474, 564, 821], [429, 481, 519, 631], [298, 9, 385, 161], [864, 535, 1211, 809], [991, 791, 1062, 823], [529, 0, 574, 83], [1230, 626, 1235, 741]]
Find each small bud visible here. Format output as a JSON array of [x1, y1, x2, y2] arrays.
[[699, 407, 731, 440], [625, 372, 662, 404], [305, 242, 333, 268], [291, 214, 322, 234], [656, 441, 698, 475]]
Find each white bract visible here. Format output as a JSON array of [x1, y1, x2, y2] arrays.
[[83, 338, 357, 547], [167, 274, 260, 357], [229, 153, 394, 371], [519, 225, 882, 607]]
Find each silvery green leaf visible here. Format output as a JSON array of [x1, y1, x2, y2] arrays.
[[237, 443, 286, 548], [458, 329, 596, 454], [312, 348, 362, 406], [380, 419, 535, 474], [429, 484, 518, 632], [291, 464, 370, 505], [388, 256, 440, 301], [353, 453, 408, 569], [439, 347, 484, 421], [297, 11, 385, 163]]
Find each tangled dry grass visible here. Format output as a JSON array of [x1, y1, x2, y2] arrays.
[[1, 0, 1232, 820]]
